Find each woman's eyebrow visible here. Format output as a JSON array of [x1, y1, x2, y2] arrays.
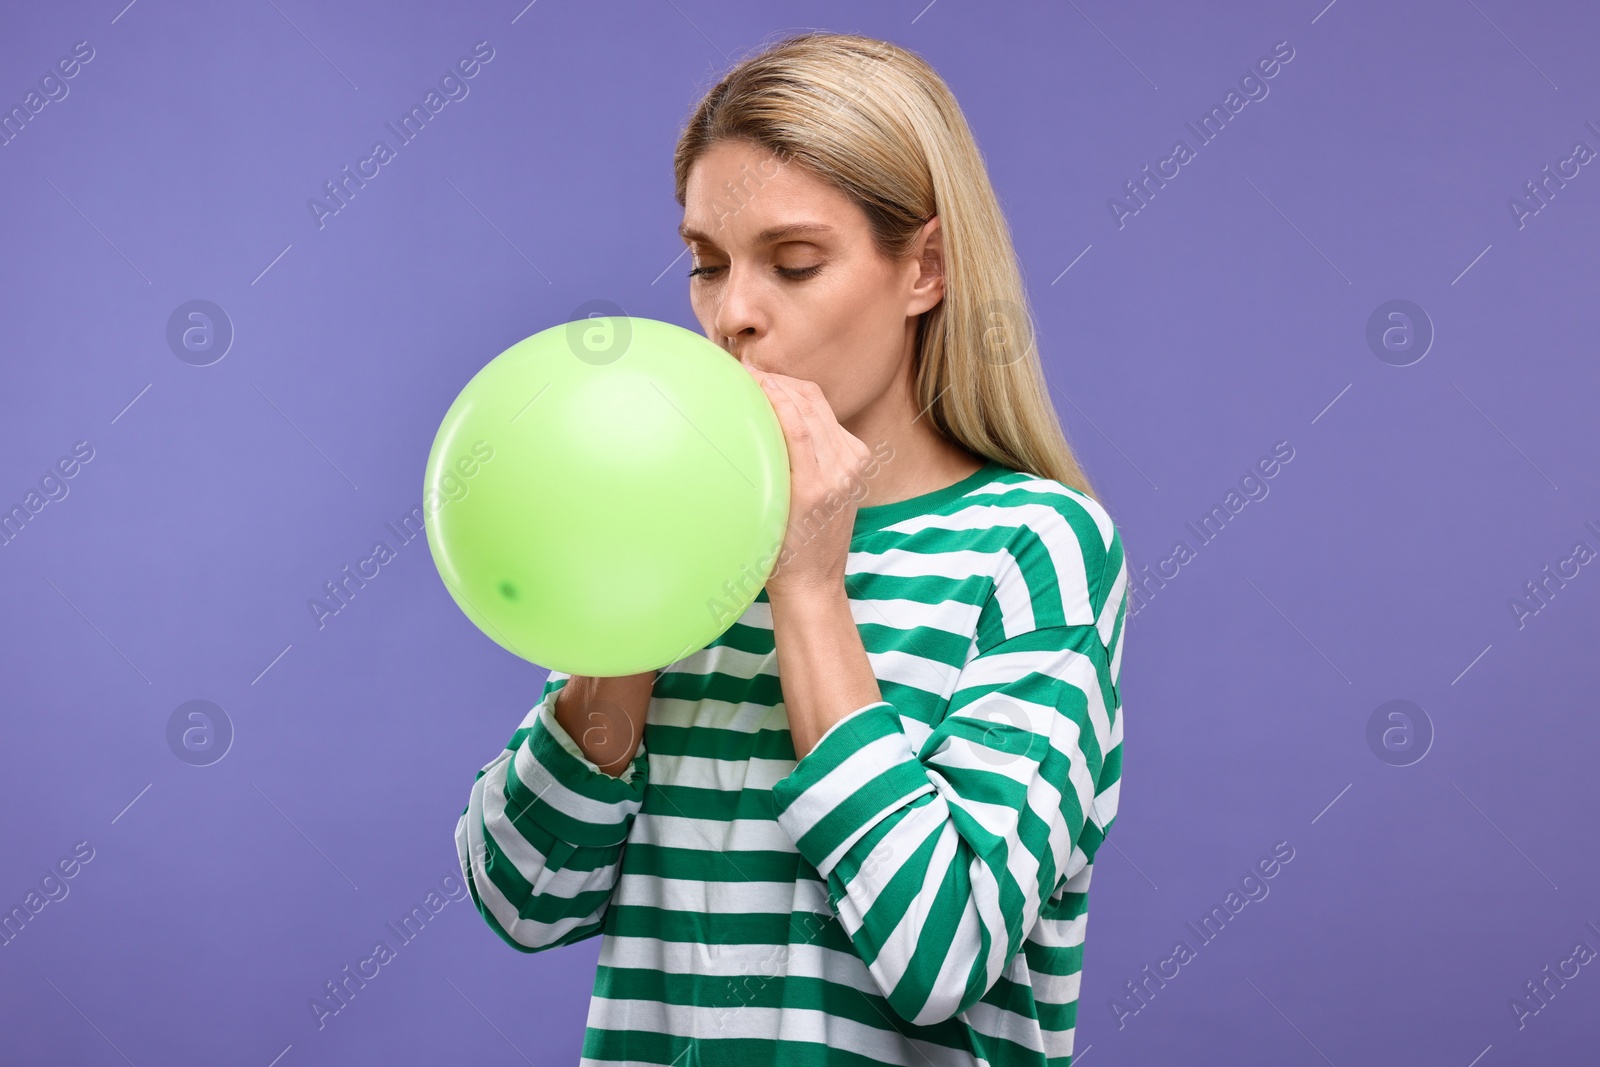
[[678, 222, 835, 246]]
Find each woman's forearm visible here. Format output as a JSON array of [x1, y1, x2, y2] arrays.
[[552, 671, 655, 777], [769, 586, 883, 760]]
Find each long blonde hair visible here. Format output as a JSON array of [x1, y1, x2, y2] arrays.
[[673, 31, 1100, 500]]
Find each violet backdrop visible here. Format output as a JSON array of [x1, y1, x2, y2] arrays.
[[2, 1, 1596, 1064]]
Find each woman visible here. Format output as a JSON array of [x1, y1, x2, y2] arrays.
[[456, 31, 1128, 1067]]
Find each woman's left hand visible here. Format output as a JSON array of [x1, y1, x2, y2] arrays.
[[745, 364, 873, 599]]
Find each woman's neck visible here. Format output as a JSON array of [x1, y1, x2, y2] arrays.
[[844, 381, 982, 510]]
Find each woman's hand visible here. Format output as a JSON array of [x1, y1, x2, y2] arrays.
[[745, 364, 873, 599]]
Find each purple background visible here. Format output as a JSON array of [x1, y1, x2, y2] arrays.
[[3, 1, 1597, 1064]]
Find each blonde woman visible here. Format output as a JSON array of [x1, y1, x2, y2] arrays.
[[456, 31, 1128, 1067]]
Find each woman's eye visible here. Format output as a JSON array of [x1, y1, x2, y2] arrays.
[[686, 264, 823, 281]]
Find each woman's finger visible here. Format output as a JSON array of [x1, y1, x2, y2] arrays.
[[755, 372, 820, 481], [796, 380, 857, 493], [769, 373, 851, 482], [768, 375, 831, 465]]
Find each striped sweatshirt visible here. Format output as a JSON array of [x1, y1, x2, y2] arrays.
[[455, 458, 1128, 1066]]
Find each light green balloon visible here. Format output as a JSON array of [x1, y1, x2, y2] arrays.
[[423, 316, 790, 676]]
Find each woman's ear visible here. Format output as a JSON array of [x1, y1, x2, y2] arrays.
[[908, 215, 944, 316]]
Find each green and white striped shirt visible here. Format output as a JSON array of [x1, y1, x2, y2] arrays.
[[455, 459, 1128, 1066]]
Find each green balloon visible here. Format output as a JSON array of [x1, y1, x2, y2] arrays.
[[423, 316, 789, 676]]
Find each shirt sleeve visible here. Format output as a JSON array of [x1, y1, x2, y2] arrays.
[[770, 527, 1126, 1027], [454, 669, 650, 953]]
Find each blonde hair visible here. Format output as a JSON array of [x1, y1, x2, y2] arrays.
[[673, 31, 1100, 501]]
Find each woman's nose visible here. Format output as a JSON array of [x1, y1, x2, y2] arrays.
[[713, 268, 762, 343]]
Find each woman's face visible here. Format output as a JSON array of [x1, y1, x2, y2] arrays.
[[680, 139, 942, 429]]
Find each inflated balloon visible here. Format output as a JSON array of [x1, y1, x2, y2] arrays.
[[423, 316, 789, 677]]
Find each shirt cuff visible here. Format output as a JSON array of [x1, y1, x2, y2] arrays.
[[770, 701, 936, 878], [503, 692, 649, 849]]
